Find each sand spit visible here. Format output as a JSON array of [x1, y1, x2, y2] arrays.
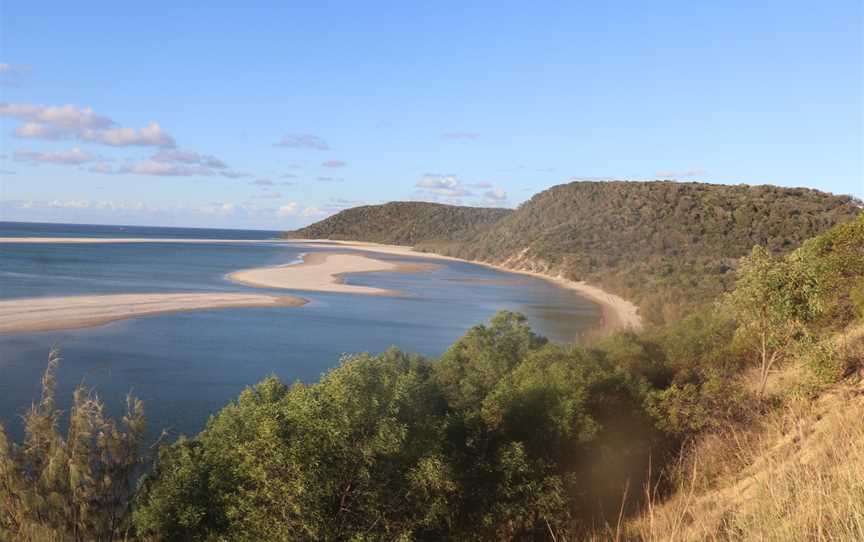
[[288, 239, 643, 334], [0, 293, 307, 334], [227, 252, 438, 296]]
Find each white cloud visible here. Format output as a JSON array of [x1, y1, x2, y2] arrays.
[[106, 150, 242, 178], [301, 206, 326, 218], [278, 202, 299, 216], [80, 121, 175, 147], [13, 146, 99, 165], [415, 174, 473, 198], [0, 103, 112, 130], [275, 134, 330, 150], [14, 122, 65, 140], [120, 161, 212, 177], [1, 102, 175, 147]]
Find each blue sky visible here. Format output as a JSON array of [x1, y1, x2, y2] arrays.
[[1, 1, 861, 229]]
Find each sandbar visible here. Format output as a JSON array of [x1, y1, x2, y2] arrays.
[[288, 239, 643, 334], [227, 252, 438, 296], [0, 292, 307, 334]]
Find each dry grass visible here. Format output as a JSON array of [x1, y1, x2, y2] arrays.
[[620, 324, 864, 541]]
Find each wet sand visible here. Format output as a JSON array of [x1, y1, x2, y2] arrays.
[[227, 252, 438, 296]]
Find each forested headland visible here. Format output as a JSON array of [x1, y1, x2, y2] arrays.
[[2, 186, 862, 541], [289, 181, 861, 325]]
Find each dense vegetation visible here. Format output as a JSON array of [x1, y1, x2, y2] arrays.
[[2, 214, 861, 540], [287, 201, 510, 246], [289, 181, 861, 324]]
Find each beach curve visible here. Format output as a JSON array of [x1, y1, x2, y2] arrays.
[[226, 252, 439, 296]]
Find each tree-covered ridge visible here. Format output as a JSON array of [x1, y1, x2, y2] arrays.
[[289, 181, 861, 324], [286, 201, 511, 246]]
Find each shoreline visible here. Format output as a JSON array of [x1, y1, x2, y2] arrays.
[[2, 236, 642, 337], [0, 293, 307, 334], [287, 239, 643, 335], [227, 252, 439, 296]]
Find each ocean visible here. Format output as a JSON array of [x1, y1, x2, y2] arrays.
[[0, 221, 599, 442]]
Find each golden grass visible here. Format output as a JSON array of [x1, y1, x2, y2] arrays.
[[621, 324, 864, 541]]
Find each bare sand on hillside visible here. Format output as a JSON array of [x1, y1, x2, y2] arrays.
[[288, 239, 643, 334], [0, 293, 307, 334], [227, 252, 439, 296]]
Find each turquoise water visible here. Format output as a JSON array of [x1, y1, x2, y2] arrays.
[[0, 222, 599, 442]]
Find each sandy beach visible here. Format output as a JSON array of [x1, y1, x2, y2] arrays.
[[227, 252, 438, 295], [288, 239, 643, 334], [0, 292, 307, 334]]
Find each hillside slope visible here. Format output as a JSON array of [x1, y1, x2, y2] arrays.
[[285, 201, 510, 246], [289, 181, 861, 324]]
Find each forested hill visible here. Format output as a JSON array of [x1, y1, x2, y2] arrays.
[[285, 201, 511, 245], [288, 181, 862, 324]]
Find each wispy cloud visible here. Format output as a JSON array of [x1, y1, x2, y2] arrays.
[[13, 146, 100, 165], [252, 179, 274, 186], [655, 168, 709, 179], [441, 131, 480, 140], [275, 134, 330, 150], [151, 149, 226, 169], [316, 176, 342, 182], [321, 159, 346, 168]]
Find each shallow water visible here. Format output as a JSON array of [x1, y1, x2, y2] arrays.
[[0, 222, 599, 441]]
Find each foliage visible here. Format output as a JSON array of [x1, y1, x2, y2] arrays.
[[134, 312, 661, 540], [286, 201, 510, 246], [0, 348, 145, 542], [290, 181, 861, 325]]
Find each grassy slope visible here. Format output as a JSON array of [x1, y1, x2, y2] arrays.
[[620, 324, 864, 541]]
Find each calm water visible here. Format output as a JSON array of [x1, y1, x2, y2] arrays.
[[0, 221, 599, 442]]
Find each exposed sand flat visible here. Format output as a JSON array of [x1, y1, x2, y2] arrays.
[[289, 239, 643, 334], [227, 252, 438, 296], [0, 237, 289, 244], [0, 293, 307, 334]]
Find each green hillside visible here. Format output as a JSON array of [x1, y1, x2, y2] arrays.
[[285, 201, 511, 246], [289, 181, 861, 324]]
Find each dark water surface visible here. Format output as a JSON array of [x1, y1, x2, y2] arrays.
[[0, 221, 599, 442]]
